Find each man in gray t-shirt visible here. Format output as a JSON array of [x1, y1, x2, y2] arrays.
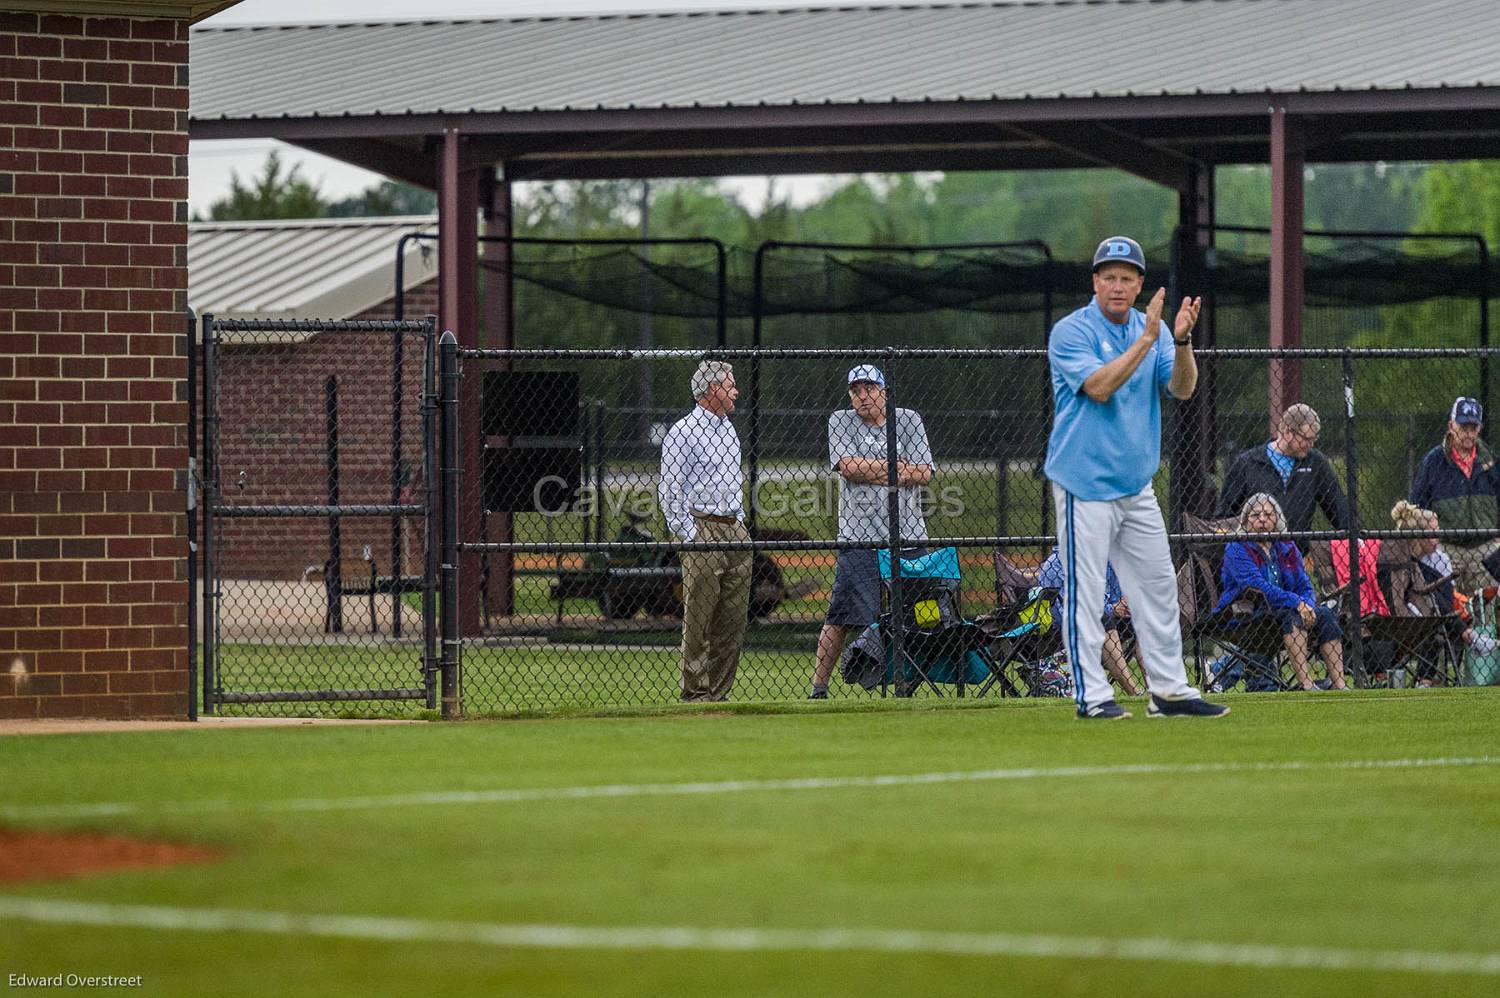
[[809, 364, 935, 698]]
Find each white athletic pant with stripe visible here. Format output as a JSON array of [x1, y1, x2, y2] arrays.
[[1053, 482, 1200, 711]]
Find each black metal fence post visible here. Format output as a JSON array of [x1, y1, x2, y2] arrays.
[[747, 244, 767, 534], [1040, 246, 1055, 542], [391, 321, 406, 637], [883, 346, 904, 697], [200, 313, 218, 715], [422, 317, 439, 710], [1479, 236, 1491, 442], [325, 375, 343, 634], [438, 330, 462, 718], [715, 241, 728, 348], [185, 307, 198, 722], [1343, 350, 1366, 688]]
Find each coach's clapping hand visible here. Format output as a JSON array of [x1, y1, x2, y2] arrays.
[[1174, 296, 1203, 342], [1142, 287, 1166, 341]]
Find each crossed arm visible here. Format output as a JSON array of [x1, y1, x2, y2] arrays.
[[837, 457, 932, 487]]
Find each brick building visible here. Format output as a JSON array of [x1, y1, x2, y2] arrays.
[[1, 2, 234, 719]]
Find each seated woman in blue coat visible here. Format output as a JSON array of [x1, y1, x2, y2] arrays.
[[1215, 493, 1347, 691]]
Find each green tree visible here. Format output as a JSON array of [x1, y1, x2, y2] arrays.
[[205, 150, 327, 221], [327, 180, 437, 217], [1417, 160, 1500, 245]]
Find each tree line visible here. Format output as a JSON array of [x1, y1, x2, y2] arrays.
[[200, 151, 1500, 255]]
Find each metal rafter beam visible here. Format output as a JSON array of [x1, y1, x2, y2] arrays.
[[1000, 120, 1199, 191], [290, 136, 436, 190], [502, 145, 1070, 182]]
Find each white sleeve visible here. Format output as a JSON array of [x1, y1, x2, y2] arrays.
[[658, 423, 696, 542]]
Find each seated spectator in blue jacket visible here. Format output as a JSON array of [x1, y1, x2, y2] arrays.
[[1215, 493, 1347, 691], [1037, 548, 1142, 696]]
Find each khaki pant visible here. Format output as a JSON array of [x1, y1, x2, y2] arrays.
[[1446, 539, 1500, 596], [679, 518, 753, 701]]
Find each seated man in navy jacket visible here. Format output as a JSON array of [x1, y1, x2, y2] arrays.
[[1216, 403, 1348, 550], [1216, 493, 1347, 691]]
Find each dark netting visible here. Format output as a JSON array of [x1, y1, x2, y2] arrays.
[[480, 241, 1069, 321], [451, 233, 1496, 323]]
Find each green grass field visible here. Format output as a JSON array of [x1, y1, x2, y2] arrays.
[[4, 691, 1499, 996]]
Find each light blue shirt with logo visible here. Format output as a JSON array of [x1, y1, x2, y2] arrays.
[[1265, 441, 1295, 485], [1044, 296, 1175, 501]]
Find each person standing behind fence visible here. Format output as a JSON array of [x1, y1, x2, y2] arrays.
[[1044, 235, 1227, 720], [659, 361, 753, 702], [1216, 403, 1348, 548], [1410, 396, 1500, 595], [809, 365, 934, 699]]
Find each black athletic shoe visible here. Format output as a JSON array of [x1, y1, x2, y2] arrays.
[[808, 687, 829, 700], [1147, 694, 1230, 718], [1077, 700, 1131, 720]]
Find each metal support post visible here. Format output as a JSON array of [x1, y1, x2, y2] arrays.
[[438, 330, 463, 718]]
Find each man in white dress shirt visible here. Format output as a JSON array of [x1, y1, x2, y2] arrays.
[[658, 360, 752, 701]]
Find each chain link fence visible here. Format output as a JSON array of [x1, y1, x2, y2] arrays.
[[429, 343, 1500, 716]]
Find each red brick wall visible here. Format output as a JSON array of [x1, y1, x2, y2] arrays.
[[0, 12, 189, 719], [212, 278, 436, 580]]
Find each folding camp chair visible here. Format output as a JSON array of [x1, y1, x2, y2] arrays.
[[973, 550, 1062, 698], [862, 547, 995, 697], [1319, 539, 1461, 687], [1179, 512, 1292, 691], [1364, 557, 1464, 687]]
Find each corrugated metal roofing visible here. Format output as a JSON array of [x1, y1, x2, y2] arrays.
[[190, 0, 1500, 120], [188, 215, 436, 325]]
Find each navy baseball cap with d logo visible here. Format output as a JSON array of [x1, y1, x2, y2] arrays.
[[1092, 236, 1146, 275]]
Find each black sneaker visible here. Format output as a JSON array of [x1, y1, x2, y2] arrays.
[[1147, 694, 1230, 718], [808, 687, 829, 700], [1077, 700, 1131, 720], [1312, 678, 1334, 691]]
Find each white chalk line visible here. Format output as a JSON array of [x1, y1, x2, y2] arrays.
[[3, 755, 1497, 822], [1, 896, 1497, 977]]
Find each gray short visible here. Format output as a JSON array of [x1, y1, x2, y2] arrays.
[[825, 549, 882, 627], [825, 547, 928, 628]]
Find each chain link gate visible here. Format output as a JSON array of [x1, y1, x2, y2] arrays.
[[197, 315, 439, 715]]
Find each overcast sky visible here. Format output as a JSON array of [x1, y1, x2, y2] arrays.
[[190, 0, 843, 215]]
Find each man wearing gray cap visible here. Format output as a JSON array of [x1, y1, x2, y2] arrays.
[[659, 360, 752, 701], [1410, 395, 1500, 593], [809, 364, 934, 698]]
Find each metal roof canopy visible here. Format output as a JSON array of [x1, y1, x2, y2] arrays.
[[188, 1, 1500, 632], [188, 215, 437, 329], [189, 0, 1500, 185]]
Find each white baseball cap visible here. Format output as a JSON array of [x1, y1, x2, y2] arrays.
[[847, 364, 885, 387]]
